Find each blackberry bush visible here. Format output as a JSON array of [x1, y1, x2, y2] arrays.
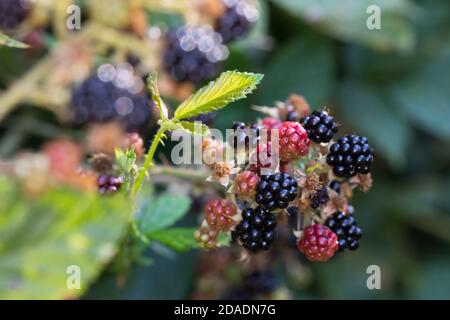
[[255, 173, 298, 210], [326, 134, 374, 178], [325, 211, 363, 251], [163, 26, 228, 84], [301, 109, 338, 143], [232, 206, 277, 252]]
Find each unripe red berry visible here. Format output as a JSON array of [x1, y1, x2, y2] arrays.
[[279, 121, 310, 161], [204, 199, 237, 231], [297, 224, 338, 262], [235, 171, 260, 201]]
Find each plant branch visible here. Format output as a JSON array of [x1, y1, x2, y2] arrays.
[[131, 126, 165, 197]]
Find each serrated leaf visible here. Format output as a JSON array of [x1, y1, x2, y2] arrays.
[[136, 193, 191, 234], [0, 33, 29, 48], [174, 71, 263, 120], [179, 121, 210, 136], [0, 177, 130, 299], [147, 228, 197, 252]]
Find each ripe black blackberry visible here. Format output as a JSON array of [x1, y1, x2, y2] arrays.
[[326, 134, 374, 178], [325, 211, 362, 251], [300, 109, 338, 143], [310, 187, 329, 209], [329, 180, 341, 194], [0, 0, 30, 31], [255, 173, 298, 210], [215, 1, 258, 43], [163, 26, 227, 84], [232, 206, 277, 252], [71, 66, 152, 132]]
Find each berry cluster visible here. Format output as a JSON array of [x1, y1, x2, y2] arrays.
[[196, 94, 373, 263], [326, 135, 374, 178], [325, 211, 362, 251], [301, 109, 338, 143], [71, 64, 152, 132], [255, 173, 298, 210], [97, 175, 123, 194], [232, 206, 277, 252]]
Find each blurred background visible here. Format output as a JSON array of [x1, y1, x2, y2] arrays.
[[1, 0, 450, 299]]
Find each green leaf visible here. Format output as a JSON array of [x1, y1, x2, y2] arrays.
[[136, 193, 191, 235], [390, 50, 450, 138], [179, 121, 210, 136], [336, 81, 411, 169], [174, 71, 263, 120], [256, 36, 335, 106], [147, 228, 197, 252], [0, 33, 29, 48], [147, 72, 168, 120], [272, 0, 417, 52], [0, 177, 130, 299]]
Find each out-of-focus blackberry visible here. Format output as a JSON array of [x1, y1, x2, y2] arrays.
[[232, 206, 277, 252], [186, 112, 217, 126], [163, 25, 228, 84], [300, 109, 338, 143], [326, 135, 374, 178], [325, 211, 362, 251], [255, 173, 298, 210], [215, 0, 259, 43], [244, 270, 277, 295], [310, 187, 329, 209], [71, 63, 152, 132], [0, 0, 31, 31], [97, 175, 122, 194]]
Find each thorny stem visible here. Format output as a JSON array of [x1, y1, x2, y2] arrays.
[[131, 126, 165, 198]]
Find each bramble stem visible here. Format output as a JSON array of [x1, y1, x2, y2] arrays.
[[131, 126, 165, 198]]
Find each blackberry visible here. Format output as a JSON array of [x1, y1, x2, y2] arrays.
[[97, 175, 122, 194], [300, 109, 338, 143], [232, 206, 277, 252], [255, 173, 298, 210], [244, 271, 277, 295], [187, 112, 217, 126], [310, 187, 329, 209], [0, 0, 30, 31], [329, 180, 341, 194], [215, 1, 258, 43], [278, 121, 310, 161], [286, 111, 298, 122], [71, 64, 152, 132], [325, 211, 362, 251], [163, 26, 227, 84], [326, 135, 374, 178]]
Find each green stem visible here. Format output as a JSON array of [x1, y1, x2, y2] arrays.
[[131, 126, 165, 198]]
